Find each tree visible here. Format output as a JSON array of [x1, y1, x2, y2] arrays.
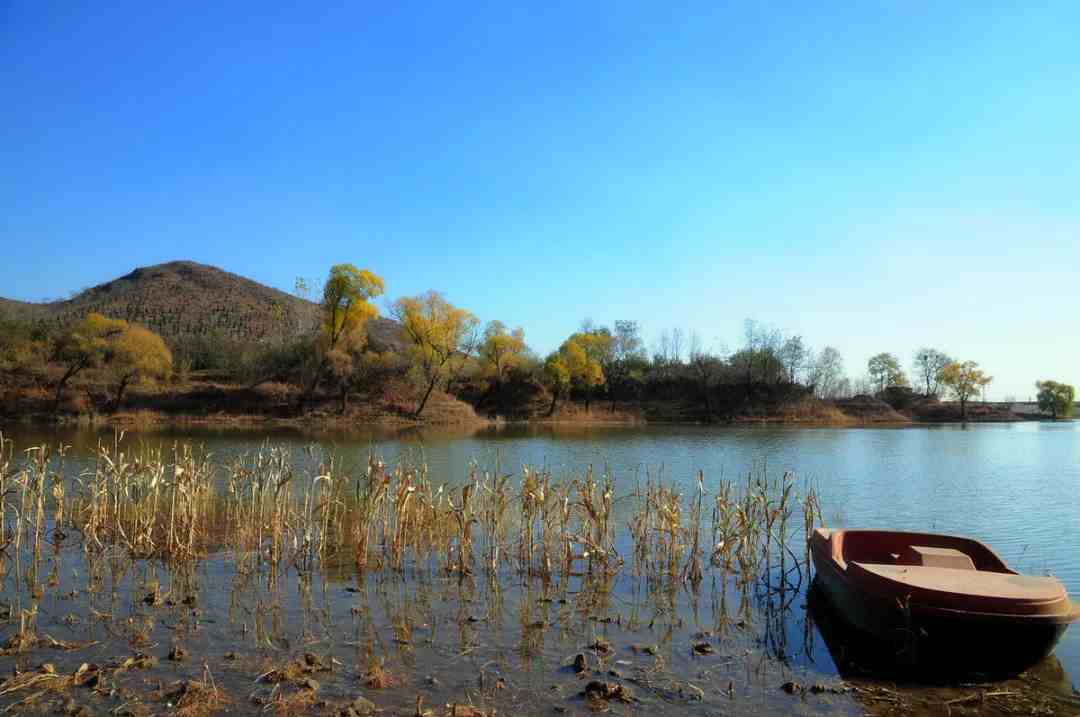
[[651, 327, 687, 398], [938, 360, 992, 419], [613, 320, 644, 361], [851, 376, 874, 396], [807, 346, 844, 398], [392, 291, 479, 417], [301, 265, 384, 407], [542, 353, 571, 415], [778, 335, 808, 384], [688, 332, 722, 414], [564, 327, 613, 411], [325, 340, 401, 414], [670, 328, 684, 366], [0, 311, 49, 374], [443, 351, 479, 394], [913, 348, 951, 397], [239, 336, 314, 389], [322, 325, 371, 414], [478, 321, 527, 391], [867, 353, 906, 394], [1035, 380, 1075, 419], [321, 265, 383, 353], [543, 336, 604, 413], [324, 347, 355, 413], [607, 320, 646, 408], [107, 325, 173, 408], [741, 319, 785, 385], [52, 313, 128, 410], [292, 276, 318, 334]]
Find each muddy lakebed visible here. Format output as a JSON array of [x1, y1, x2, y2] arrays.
[[0, 423, 1077, 716]]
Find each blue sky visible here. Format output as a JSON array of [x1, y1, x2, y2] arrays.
[[2, 2, 1078, 399]]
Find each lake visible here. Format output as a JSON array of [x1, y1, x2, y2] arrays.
[[0, 421, 1077, 714]]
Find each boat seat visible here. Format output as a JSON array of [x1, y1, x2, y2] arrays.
[[905, 545, 975, 570], [849, 562, 1068, 616]]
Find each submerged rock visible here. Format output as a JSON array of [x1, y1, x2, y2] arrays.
[[583, 680, 634, 702], [587, 638, 612, 654], [304, 652, 330, 671]]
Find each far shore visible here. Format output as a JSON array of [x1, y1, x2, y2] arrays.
[[1, 383, 1062, 434]]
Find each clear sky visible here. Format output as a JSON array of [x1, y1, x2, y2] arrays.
[[2, 2, 1078, 400]]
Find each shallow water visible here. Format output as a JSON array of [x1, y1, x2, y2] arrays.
[[1, 421, 1078, 715]]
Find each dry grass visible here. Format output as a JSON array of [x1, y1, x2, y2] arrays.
[[2, 433, 821, 597]]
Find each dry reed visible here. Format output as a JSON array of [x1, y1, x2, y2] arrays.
[[0, 436, 821, 594]]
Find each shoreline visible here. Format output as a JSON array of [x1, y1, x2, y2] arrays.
[[1, 375, 1059, 432], [0, 407, 1058, 433]]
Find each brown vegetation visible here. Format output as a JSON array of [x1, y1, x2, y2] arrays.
[[1, 435, 821, 587], [832, 395, 910, 423]]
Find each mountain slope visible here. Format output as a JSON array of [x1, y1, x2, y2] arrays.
[[0, 260, 404, 350]]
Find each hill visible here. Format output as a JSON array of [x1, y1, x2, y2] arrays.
[[0, 260, 405, 351]]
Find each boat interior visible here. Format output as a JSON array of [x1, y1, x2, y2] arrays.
[[818, 528, 1012, 573]]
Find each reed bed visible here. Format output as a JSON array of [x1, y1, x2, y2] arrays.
[[0, 435, 821, 590], [0, 434, 826, 716]]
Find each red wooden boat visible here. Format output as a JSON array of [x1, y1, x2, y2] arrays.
[[810, 528, 1080, 675]]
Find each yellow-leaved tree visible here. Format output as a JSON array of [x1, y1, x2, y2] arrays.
[[478, 321, 527, 391], [542, 353, 571, 415], [302, 264, 384, 408], [53, 313, 129, 410], [543, 335, 605, 413], [562, 331, 609, 411], [938, 360, 992, 419], [107, 324, 172, 408], [391, 291, 478, 418]]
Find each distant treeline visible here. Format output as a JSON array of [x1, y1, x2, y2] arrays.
[[0, 264, 1073, 420]]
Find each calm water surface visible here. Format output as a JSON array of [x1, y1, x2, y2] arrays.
[[1, 421, 1077, 713], [10, 423, 1076, 582]]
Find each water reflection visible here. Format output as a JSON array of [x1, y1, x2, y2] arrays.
[[807, 581, 1079, 715]]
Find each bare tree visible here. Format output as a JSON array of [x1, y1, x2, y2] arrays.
[[743, 319, 785, 384], [912, 348, 951, 397], [613, 320, 644, 362], [444, 321, 481, 392], [655, 330, 672, 365], [851, 376, 874, 396], [652, 327, 685, 399], [807, 346, 845, 398], [778, 335, 807, 384]]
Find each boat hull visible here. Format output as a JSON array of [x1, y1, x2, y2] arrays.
[[811, 530, 1076, 677]]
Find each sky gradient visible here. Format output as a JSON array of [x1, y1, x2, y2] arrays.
[[3, 2, 1078, 399]]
